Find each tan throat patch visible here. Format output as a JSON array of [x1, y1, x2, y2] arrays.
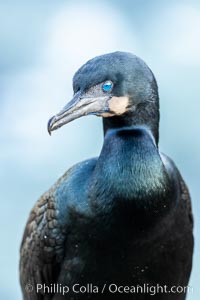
[[108, 96, 129, 115]]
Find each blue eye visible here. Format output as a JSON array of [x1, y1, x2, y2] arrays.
[[102, 81, 113, 92]]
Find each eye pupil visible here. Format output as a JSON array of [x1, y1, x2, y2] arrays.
[[102, 81, 113, 92]]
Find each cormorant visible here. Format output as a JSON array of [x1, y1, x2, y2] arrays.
[[20, 52, 193, 300]]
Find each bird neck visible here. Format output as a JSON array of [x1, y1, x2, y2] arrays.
[[103, 102, 160, 145], [90, 126, 172, 221]]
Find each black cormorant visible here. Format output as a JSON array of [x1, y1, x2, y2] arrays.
[[20, 52, 193, 300]]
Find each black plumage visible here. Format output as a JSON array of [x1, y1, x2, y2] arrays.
[[20, 52, 193, 300]]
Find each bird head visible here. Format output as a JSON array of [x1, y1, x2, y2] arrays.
[[48, 52, 159, 143]]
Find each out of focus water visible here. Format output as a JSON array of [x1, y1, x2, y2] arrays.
[[0, 1, 199, 299]]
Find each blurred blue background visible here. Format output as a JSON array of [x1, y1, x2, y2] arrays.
[[0, 0, 199, 299]]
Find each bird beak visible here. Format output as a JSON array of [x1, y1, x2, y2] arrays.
[[48, 91, 112, 134]]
